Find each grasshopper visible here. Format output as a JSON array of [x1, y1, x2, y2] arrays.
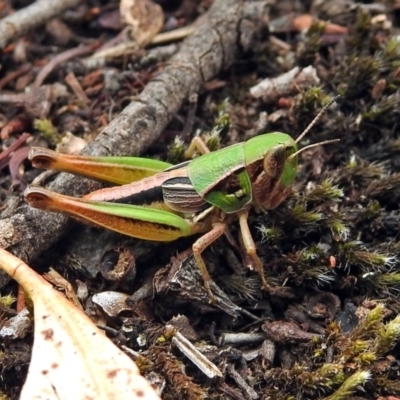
[[25, 98, 338, 301]]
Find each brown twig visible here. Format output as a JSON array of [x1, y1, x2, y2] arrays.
[[0, 0, 81, 49], [64, 72, 90, 106], [250, 65, 320, 101], [33, 44, 96, 88], [0, 133, 31, 165], [0, 63, 32, 90]]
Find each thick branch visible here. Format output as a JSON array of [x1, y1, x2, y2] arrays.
[[0, 0, 270, 266], [0, 0, 81, 49]]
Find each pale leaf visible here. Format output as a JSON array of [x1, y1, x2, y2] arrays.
[[120, 0, 164, 46], [0, 248, 161, 400]]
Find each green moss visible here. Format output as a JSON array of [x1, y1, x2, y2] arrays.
[[322, 371, 371, 400], [34, 118, 63, 146], [0, 294, 16, 308]]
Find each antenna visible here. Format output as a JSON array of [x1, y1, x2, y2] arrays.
[[295, 95, 340, 144], [288, 139, 340, 160]]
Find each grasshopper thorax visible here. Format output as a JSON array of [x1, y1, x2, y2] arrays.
[[186, 98, 340, 215]]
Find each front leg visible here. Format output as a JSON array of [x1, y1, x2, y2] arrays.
[[184, 136, 211, 158], [238, 209, 270, 291]]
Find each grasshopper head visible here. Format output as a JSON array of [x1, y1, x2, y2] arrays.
[[244, 133, 298, 210], [245, 96, 340, 210]]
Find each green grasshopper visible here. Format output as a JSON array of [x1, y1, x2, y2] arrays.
[[25, 98, 338, 301]]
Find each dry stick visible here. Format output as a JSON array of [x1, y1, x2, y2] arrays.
[[0, 0, 81, 49], [64, 72, 91, 106], [0, 0, 270, 268], [33, 44, 96, 88], [91, 25, 197, 60], [0, 62, 32, 90]]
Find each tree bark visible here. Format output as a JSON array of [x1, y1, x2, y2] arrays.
[[0, 0, 82, 49]]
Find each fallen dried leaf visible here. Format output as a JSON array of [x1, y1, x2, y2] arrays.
[[55, 131, 87, 154], [120, 0, 164, 46], [0, 308, 31, 339], [292, 14, 348, 34], [0, 248, 161, 400], [92, 291, 131, 317]]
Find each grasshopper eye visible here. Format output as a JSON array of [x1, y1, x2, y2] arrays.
[[263, 145, 285, 178]]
